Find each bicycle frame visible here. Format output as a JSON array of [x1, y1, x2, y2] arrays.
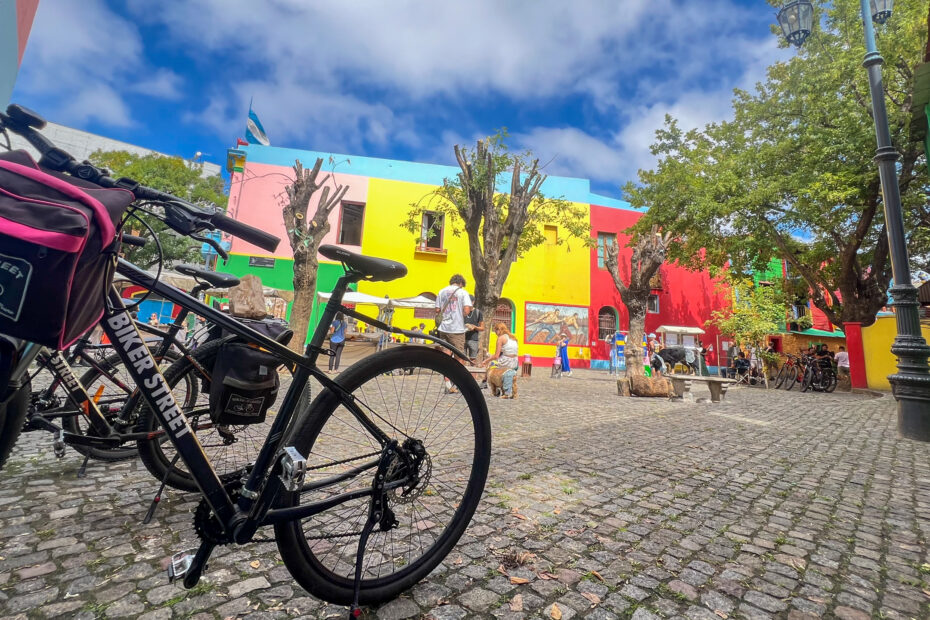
[[100, 258, 426, 543]]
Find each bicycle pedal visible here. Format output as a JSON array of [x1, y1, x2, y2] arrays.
[[167, 550, 196, 582], [52, 430, 65, 458], [279, 446, 307, 492]]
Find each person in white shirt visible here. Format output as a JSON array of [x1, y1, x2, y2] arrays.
[[835, 345, 850, 380], [436, 274, 472, 393]]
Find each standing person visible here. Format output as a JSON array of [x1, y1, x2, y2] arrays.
[[557, 332, 572, 377], [148, 313, 160, 326], [435, 274, 472, 357], [328, 312, 348, 372], [835, 345, 850, 381], [485, 323, 520, 398], [463, 304, 485, 362]]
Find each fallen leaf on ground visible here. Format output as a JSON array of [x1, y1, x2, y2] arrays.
[[538, 571, 558, 580], [590, 570, 605, 582], [511, 508, 527, 520], [497, 564, 508, 575], [510, 594, 523, 611], [714, 611, 728, 619], [249, 560, 261, 569], [581, 592, 601, 606], [510, 576, 530, 585], [553, 508, 561, 514], [550, 603, 563, 619]]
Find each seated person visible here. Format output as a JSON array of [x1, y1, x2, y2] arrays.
[[728, 351, 750, 378], [484, 323, 519, 398]]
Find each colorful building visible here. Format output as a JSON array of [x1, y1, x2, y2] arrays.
[[220, 144, 731, 370]]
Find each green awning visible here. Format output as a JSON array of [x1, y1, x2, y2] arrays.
[[780, 328, 846, 338]]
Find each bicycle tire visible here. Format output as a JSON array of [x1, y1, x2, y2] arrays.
[[823, 368, 837, 393], [800, 367, 814, 393], [62, 350, 182, 461], [773, 364, 788, 389], [0, 379, 31, 471], [275, 345, 491, 606], [135, 338, 275, 492], [785, 366, 798, 391]]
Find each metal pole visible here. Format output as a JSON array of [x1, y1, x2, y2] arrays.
[[858, 0, 930, 439]]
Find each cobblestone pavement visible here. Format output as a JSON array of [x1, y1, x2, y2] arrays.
[[1, 368, 929, 620]]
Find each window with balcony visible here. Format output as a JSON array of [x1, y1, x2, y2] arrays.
[[597, 307, 618, 340]]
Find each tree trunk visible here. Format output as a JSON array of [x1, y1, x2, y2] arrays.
[[625, 297, 647, 377], [476, 298, 497, 362], [289, 247, 318, 352]]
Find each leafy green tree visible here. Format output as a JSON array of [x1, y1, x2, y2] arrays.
[[89, 150, 227, 269], [403, 131, 590, 356], [708, 277, 787, 386], [625, 0, 929, 328]]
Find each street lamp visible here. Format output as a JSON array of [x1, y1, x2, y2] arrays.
[[778, 0, 930, 440], [776, 1, 813, 47]]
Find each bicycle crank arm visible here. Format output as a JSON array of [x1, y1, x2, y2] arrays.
[[61, 431, 122, 448]]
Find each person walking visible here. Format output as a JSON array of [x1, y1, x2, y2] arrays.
[[464, 304, 485, 362], [436, 274, 472, 393], [328, 312, 348, 372], [435, 274, 472, 356], [557, 332, 572, 376], [485, 322, 520, 398]]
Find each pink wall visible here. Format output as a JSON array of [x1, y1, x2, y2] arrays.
[[227, 162, 368, 258]]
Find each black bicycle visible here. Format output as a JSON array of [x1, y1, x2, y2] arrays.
[[0, 105, 491, 617], [17, 262, 235, 466]]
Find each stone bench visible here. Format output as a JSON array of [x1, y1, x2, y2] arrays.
[[666, 374, 736, 403]]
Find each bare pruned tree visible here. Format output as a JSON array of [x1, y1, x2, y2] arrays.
[[281, 159, 349, 351], [604, 226, 671, 376]]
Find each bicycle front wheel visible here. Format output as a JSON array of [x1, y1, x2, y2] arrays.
[[63, 350, 182, 461], [275, 345, 491, 606], [773, 364, 788, 389], [135, 339, 275, 491]]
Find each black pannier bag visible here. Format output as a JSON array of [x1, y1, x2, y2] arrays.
[[209, 318, 293, 425], [0, 150, 133, 349]]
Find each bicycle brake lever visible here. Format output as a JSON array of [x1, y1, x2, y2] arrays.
[[191, 234, 229, 261]]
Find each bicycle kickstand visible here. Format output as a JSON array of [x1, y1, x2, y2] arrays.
[[348, 445, 399, 619], [143, 453, 181, 524], [77, 454, 91, 478]]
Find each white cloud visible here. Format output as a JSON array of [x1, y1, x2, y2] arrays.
[[16, 0, 182, 127]]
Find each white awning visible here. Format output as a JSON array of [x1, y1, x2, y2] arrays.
[[391, 295, 436, 309], [316, 291, 391, 306], [656, 325, 705, 335]]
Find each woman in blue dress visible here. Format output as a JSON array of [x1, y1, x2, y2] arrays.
[[558, 333, 572, 377]]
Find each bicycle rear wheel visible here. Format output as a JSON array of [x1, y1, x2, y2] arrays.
[[275, 345, 491, 606], [823, 368, 837, 393]]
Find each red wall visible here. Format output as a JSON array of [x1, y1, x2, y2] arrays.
[[588, 205, 730, 366]]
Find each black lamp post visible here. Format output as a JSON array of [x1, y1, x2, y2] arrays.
[[778, 0, 930, 440]]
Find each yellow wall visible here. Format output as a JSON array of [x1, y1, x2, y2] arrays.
[[357, 178, 591, 359], [861, 315, 930, 390]]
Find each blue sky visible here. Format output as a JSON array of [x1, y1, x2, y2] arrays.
[[12, 0, 791, 198]]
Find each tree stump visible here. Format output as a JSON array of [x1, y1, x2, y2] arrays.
[[627, 375, 673, 398], [229, 274, 266, 319]]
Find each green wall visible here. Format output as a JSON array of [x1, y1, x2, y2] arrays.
[[218, 254, 351, 339]]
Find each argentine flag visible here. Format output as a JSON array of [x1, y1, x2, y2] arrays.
[[245, 107, 270, 145]]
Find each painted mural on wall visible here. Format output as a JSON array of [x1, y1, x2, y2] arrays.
[[525, 303, 589, 346]]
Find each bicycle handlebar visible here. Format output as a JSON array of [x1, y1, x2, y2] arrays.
[[0, 104, 280, 253]]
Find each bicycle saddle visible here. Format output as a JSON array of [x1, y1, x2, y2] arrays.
[[319, 245, 407, 282], [176, 264, 241, 289]]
